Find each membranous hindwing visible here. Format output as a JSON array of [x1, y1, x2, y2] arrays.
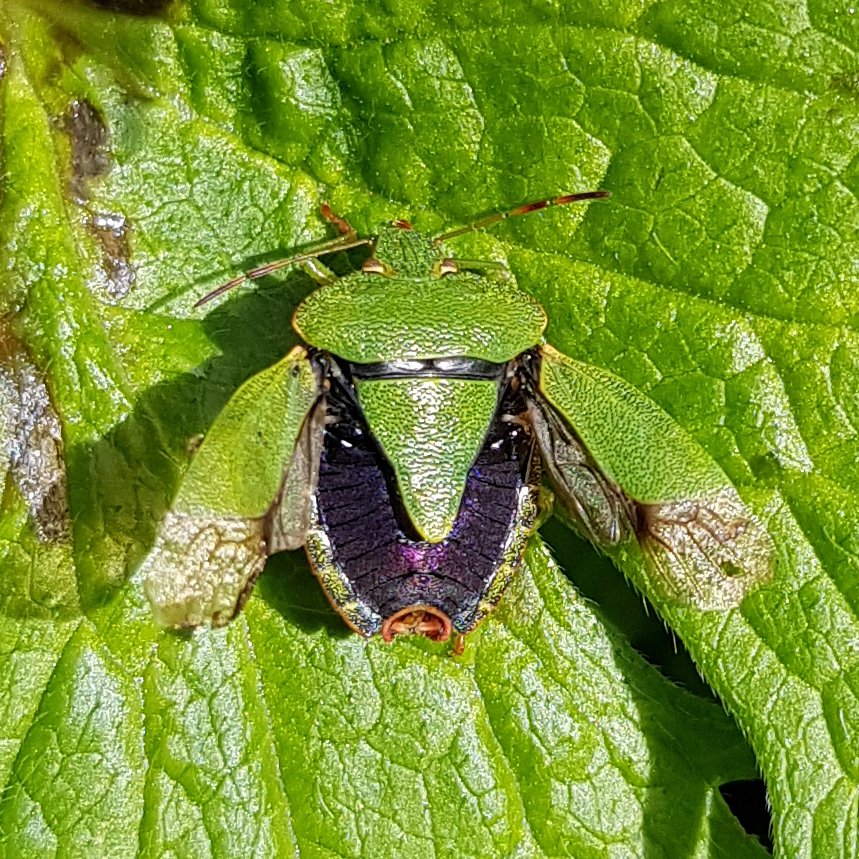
[[524, 346, 775, 610]]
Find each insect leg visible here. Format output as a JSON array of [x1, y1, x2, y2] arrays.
[[195, 234, 372, 307]]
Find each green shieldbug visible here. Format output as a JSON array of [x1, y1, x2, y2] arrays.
[[141, 194, 774, 643]]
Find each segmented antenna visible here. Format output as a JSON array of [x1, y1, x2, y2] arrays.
[[433, 190, 610, 243]]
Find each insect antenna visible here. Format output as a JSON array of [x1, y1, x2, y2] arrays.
[[433, 190, 610, 243], [194, 233, 374, 308]]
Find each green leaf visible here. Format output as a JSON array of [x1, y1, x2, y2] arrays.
[[1, 0, 856, 855]]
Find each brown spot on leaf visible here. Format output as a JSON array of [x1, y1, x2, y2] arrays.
[[91, 212, 135, 299], [61, 99, 111, 202], [59, 100, 136, 298], [0, 330, 71, 544]]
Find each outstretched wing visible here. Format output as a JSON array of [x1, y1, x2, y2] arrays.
[[638, 489, 776, 610], [527, 393, 633, 545], [142, 346, 322, 627], [531, 346, 774, 609]]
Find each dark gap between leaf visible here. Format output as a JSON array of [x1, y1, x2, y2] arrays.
[[87, 0, 175, 15], [719, 779, 773, 852]]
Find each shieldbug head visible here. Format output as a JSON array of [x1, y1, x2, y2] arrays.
[[141, 193, 774, 645]]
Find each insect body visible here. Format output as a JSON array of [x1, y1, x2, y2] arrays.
[[142, 195, 774, 642]]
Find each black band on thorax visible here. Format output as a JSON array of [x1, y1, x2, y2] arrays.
[[349, 356, 508, 381]]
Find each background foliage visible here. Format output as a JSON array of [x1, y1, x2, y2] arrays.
[[1, 0, 858, 856]]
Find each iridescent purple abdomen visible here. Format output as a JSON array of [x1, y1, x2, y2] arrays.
[[304, 367, 540, 640]]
